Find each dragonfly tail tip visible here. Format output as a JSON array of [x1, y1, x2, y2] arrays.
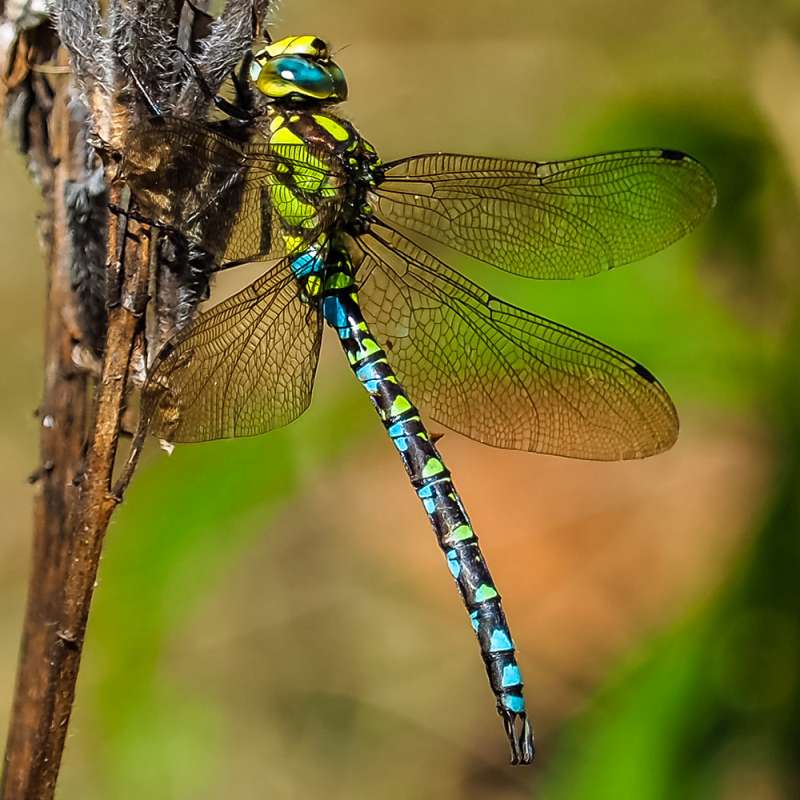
[[500, 709, 535, 766]]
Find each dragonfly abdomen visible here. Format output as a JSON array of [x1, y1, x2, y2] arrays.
[[318, 244, 534, 764]]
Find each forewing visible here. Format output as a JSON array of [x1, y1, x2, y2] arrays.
[[372, 149, 716, 279], [143, 260, 322, 443], [124, 119, 344, 265], [355, 227, 678, 460]]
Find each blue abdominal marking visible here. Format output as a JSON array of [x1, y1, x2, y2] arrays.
[[357, 364, 384, 394], [357, 362, 383, 383], [501, 664, 522, 688], [386, 421, 412, 452], [502, 694, 526, 714], [393, 435, 411, 452], [291, 247, 324, 278], [446, 549, 461, 578], [416, 484, 437, 514], [490, 629, 513, 652], [322, 294, 350, 337]]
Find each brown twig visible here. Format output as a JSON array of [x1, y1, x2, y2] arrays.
[[1, 1, 271, 797], [32, 202, 151, 799], [0, 38, 92, 800], [2, 186, 150, 800]]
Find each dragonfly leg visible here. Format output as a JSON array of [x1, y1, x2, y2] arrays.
[[317, 251, 535, 764], [118, 57, 165, 118], [172, 44, 259, 122]]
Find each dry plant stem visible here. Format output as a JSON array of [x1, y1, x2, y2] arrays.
[[3, 2, 271, 794], [40, 201, 150, 794], [1, 48, 90, 800], [1, 178, 150, 800]]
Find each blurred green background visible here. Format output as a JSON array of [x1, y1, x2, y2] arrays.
[[2, 0, 799, 797]]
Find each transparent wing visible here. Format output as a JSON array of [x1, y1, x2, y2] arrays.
[[372, 149, 716, 279], [124, 119, 344, 265], [355, 226, 678, 460], [143, 260, 322, 443]]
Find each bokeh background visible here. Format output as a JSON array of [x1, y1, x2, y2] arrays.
[[2, 0, 799, 797]]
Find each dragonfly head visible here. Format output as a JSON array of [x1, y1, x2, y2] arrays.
[[250, 35, 347, 104]]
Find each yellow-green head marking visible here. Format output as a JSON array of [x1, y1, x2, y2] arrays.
[[250, 35, 347, 103]]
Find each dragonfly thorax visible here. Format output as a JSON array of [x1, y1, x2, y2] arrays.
[[265, 107, 382, 237], [250, 35, 347, 104]]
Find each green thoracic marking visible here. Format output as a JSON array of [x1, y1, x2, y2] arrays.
[[283, 234, 307, 251], [269, 183, 316, 226], [270, 126, 303, 146], [269, 124, 330, 192], [475, 584, 499, 602], [313, 113, 351, 142], [422, 458, 445, 478], [295, 165, 332, 192]]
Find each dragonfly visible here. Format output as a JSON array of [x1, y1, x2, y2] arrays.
[[121, 34, 716, 764]]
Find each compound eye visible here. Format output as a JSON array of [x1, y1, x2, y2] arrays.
[[326, 62, 348, 101], [271, 55, 332, 97]]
